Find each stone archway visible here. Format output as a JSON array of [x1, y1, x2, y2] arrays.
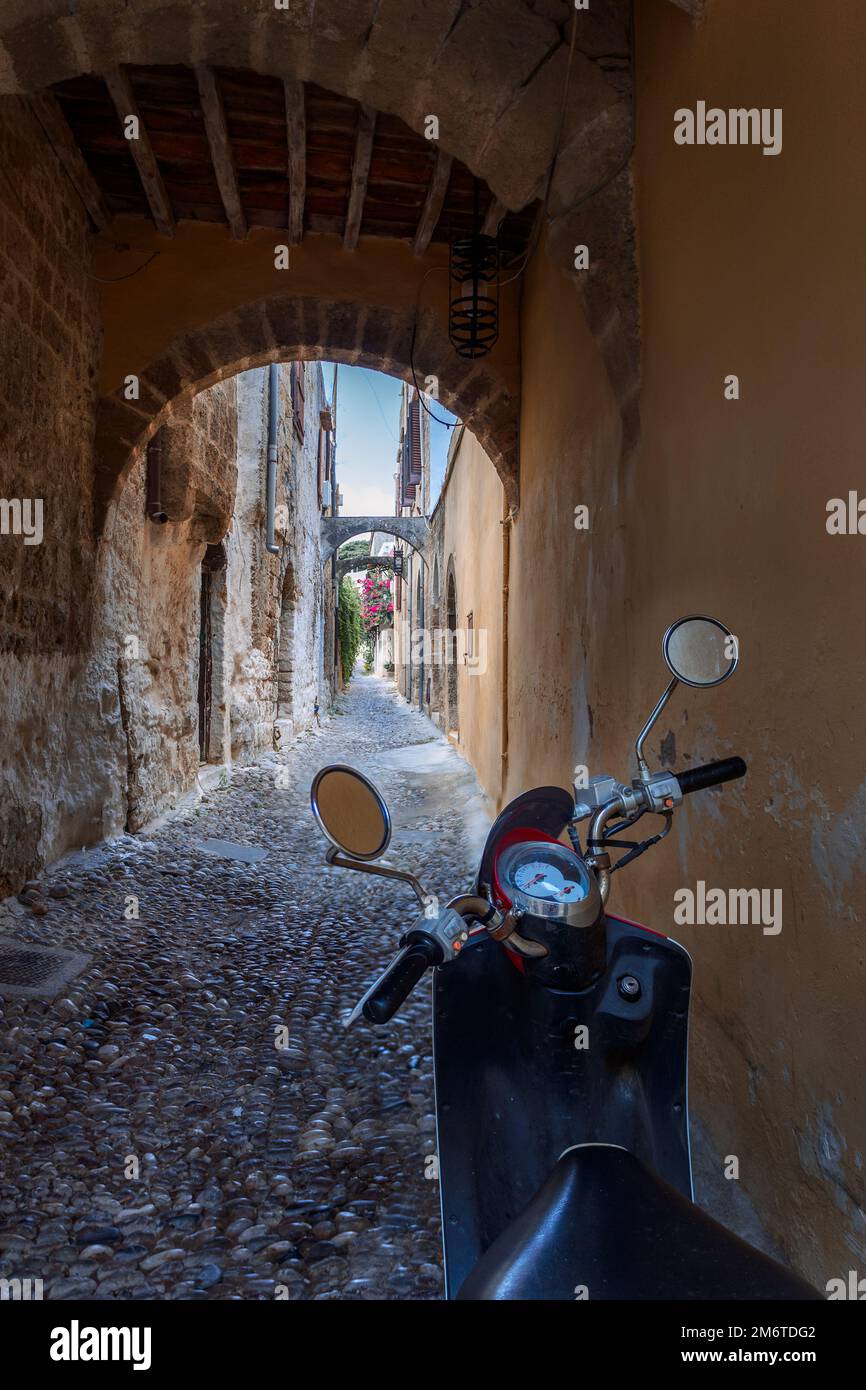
[[2, 1, 642, 498], [95, 288, 520, 534], [320, 514, 430, 565], [0, 2, 633, 218], [335, 554, 395, 583]]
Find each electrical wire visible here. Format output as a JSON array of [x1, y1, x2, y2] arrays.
[[88, 251, 161, 283], [24, 96, 161, 284], [499, 0, 636, 289], [544, 0, 636, 227], [409, 265, 458, 429], [359, 368, 399, 441]]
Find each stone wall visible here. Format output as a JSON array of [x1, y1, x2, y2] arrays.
[[0, 87, 243, 884], [1, 347, 335, 889], [222, 363, 331, 765], [100, 379, 237, 833], [0, 94, 101, 892]]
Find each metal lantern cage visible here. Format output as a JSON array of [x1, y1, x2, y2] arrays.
[[448, 182, 500, 359]]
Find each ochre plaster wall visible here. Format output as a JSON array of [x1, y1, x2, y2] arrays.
[[502, 0, 866, 1284], [619, 0, 866, 1284], [437, 428, 505, 804]]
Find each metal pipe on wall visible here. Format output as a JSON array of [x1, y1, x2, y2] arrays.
[[146, 438, 168, 525]]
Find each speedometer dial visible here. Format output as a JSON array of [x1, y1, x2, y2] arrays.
[[515, 860, 569, 901], [497, 840, 599, 925]]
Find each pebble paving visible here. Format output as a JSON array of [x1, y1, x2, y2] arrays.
[[0, 676, 492, 1301]]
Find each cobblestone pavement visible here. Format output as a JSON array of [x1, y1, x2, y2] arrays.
[[0, 676, 492, 1301]]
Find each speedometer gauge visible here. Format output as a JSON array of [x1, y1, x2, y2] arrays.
[[496, 840, 601, 927]]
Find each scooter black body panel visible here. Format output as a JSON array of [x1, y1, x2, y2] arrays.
[[433, 915, 692, 1299]]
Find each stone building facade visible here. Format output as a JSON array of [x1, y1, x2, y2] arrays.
[[390, 383, 431, 710], [0, 353, 335, 890], [222, 361, 335, 765], [0, 96, 103, 893]]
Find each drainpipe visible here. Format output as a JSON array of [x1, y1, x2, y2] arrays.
[[146, 439, 168, 524], [407, 551, 413, 700], [265, 363, 280, 555], [418, 569, 425, 712], [500, 500, 513, 807]]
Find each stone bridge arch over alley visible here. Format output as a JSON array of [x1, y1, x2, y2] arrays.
[[321, 515, 430, 565]]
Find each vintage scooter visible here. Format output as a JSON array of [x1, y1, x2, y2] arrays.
[[310, 615, 820, 1300]]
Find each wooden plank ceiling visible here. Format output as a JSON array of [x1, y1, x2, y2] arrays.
[[48, 66, 536, 254]]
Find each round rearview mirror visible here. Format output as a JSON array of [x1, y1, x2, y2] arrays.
[[663, 615, 739, 688], [310, 764, 391, 861]]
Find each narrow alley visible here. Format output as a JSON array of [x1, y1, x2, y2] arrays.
[[2, 0, 864, 1326], [0, 678, 490, 1300]]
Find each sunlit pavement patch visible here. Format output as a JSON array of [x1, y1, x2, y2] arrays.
[[195, 839, 269, 863]]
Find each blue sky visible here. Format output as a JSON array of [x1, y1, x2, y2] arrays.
[[324, 364, 458, 517]]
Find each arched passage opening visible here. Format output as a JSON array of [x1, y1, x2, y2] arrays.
[[2, 11, 640, 530], [95, 285, 521, 535]]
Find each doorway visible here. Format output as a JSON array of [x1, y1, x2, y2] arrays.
[[197, 543, 227, 764], [446, 561, 459, 741], [197, 565, 213, 763]]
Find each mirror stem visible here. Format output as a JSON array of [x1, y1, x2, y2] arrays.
[[325, 846, 433, 909], [635, 676, 678, 781]]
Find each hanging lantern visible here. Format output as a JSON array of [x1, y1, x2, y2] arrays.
[[448, 181, 500, 359], [393, 548, 404, 577]]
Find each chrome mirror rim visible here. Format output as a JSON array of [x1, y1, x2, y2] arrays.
[[662, 614, 739, 689], [310, 763, 392, 861]]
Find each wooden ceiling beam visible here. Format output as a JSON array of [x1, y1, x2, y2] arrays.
[[195, 64, 247, 240], [27, 91, 111, 233], [283, 79, 306, 246], [343, 104, 376, 252], [413, 148, 453, 257], [104, 66, 175, 238]]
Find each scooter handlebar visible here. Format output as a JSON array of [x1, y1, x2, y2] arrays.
[[362, 935, 443, 1024], [675, 756, 747, 796]]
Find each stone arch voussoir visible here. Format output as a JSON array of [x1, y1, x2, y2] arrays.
[[95, 294, 519, 534]]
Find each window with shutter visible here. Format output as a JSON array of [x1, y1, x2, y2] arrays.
[[317, 425, 326, 503], [407, 394, 422, 485], [290, 363, 305, 443]]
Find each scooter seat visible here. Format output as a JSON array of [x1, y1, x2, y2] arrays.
[[456, 1144, 821, 1300]]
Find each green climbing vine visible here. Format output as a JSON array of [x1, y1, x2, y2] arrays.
[[337, 576, 363, 685]]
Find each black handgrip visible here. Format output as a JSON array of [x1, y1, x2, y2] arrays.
[[676, 756, 747, 796], [362, 937, 442, 1024]]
